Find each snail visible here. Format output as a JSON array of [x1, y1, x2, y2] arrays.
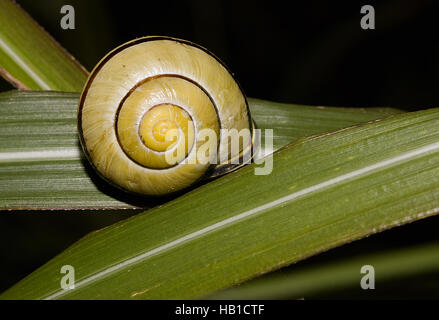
[[78, 36, 257, 196]]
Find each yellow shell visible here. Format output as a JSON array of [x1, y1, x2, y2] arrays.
[[78, 36, 254, 195]]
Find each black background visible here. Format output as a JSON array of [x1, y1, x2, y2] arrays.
[[2, 0, 438, 109]]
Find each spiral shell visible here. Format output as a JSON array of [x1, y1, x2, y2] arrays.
[[78, 36, 254, 195]]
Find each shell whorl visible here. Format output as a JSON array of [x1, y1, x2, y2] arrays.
[[78, 36, 253, 195]]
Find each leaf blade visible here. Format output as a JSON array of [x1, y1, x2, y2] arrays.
[[0, 91, 142, 209], [210, 242, 439, 299], [249, 98, 404, 151], [0, 0, 88, 91], [2, 107, 438, 299], [0, 91, 402, 210]]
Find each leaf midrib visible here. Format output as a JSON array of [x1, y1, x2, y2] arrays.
[[0, 35, 50, 90], [42, 139, 439, 300]]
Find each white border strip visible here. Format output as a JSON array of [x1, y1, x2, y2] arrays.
[[44, 141, 439, 299]]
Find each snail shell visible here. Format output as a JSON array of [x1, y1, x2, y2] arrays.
[[78, 36, 255, 196]]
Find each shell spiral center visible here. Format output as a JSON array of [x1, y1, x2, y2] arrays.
[[139, 104, 194, 155]]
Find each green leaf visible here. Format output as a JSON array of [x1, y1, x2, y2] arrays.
[[248, 98, 404, 151], [0, 91, 141, 210], [210, 242, 439, 299], [0, 90, 402, 210], [0, 0, 87, 90], [2, 106, 438, 299]]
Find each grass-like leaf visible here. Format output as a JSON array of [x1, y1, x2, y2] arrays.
[[0, 91, 140, 209], [0, 90, 402, 210], [2, 106, 438, 299], [249, 98, 404, 151], [0, 0, 87, 90], [210, 242, 439, 299]]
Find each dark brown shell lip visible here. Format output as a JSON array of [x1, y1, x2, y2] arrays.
[[77, 35, 255, 196]]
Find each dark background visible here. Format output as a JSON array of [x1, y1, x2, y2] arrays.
[[2, 0, 438, 109], [1, 0, 439, 298]]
